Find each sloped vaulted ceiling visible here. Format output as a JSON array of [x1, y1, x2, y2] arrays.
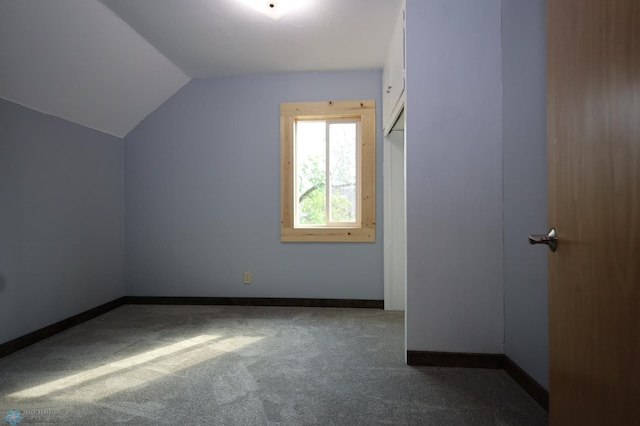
[[0, 0, 401, 138], [0, 0, 189, 138]]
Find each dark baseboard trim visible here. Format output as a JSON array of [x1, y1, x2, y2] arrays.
[[123, 296, 384, 309], [407, 350, 504, 369], [407, 350, 549, 411], [0, 297, 126, 359], [503, 355, 549, 411], [0, 296, 381, 360]]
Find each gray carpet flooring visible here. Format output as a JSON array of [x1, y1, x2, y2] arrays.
[[0, 305, 548, 425]]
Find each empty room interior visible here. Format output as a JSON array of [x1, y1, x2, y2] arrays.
[[0, 0, 554, 424]]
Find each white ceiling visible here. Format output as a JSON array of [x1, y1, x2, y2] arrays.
[[0, 0, 402, 138]]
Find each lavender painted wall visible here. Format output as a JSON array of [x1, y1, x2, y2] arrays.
[[124, 71, 384, 299], [502, 0, 549, 389], [405, 0, 504, 353], [0, 99, 124, 345]]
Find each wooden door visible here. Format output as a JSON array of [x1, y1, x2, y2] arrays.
[[547, 0, 639, 423]]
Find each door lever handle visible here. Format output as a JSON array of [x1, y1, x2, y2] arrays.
[[528, 228, 558, 252]]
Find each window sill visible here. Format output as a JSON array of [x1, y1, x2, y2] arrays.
[[281, 226, 375, 242]]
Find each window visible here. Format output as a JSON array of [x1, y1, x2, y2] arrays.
[[296, 118, 359, 226], [280, 100, 376, 242]]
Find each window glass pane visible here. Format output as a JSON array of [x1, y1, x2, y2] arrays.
[[329, 122, 357, 223], [296, 121, 326, 225]]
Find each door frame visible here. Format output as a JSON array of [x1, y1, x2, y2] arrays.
[[383, 98, 406, 312]]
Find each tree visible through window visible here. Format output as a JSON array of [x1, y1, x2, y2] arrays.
[[296, 119, 359, 226], [280, 100, 376, 242]]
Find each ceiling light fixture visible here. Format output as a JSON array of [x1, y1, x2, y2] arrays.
[[237, 0, 311, 21]]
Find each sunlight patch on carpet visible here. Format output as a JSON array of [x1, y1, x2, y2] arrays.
[[9, 334, 263, 399]]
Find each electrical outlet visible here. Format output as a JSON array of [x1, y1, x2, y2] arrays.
[[243, 272, 251, 284]]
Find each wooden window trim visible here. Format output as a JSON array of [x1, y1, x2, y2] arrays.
[[280, 100, 376, 242]]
